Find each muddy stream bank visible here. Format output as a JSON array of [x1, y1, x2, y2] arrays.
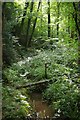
[[30, 92, 54, 118]]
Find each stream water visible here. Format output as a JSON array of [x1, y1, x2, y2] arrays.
[[30, 92, 54, 118]]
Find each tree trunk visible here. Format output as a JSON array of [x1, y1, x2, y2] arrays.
[[73, 3, 80, 35], [68, 15, 70, 35], [20, 2, 29, 32], [57, 2, 60, 37], [28, 0, 41, 47], [73, 2, 80, 76], [48, 0, 50, 38], [0, 3, 2, 69], [2, 3, 6, 32], [78, 2, 80, 76], [26, 0, 34, 47], [41, 2, 43, 36]]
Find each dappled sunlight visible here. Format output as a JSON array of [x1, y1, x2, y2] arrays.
[[2, 1, 80, 120]]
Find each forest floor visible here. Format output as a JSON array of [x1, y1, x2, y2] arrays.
[[2, 37, 80, 120]]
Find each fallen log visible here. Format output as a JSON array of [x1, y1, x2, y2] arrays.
[[16, 79, 53, 89]]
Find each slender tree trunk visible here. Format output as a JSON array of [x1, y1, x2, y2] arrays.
[[52, 25, 53, 38], [48, 0, 50, 38], [20, 2, 29, 32], [57, 2, 60, 37], [68, 15, 70, 35], [78, 2, 80, 76], [73, 2, 80, 76], [2, 3, 6, 31], [0, 3, 2, 70], [73, 3, 80, 35], [41, 2, 43, 36], [28, 0, 41, 47], [26, 0, 34, 47]]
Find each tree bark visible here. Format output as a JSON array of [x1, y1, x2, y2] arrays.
[[26, 0, 34, 47], [20, 2, 29, 32], [78, 2, 80, 76], [48, 0, 50, 38], [40, 2, 43, 36], [16, 79, 52, 89], [2, 3, 6, 32], [73, 3, 80, 35], [68, 15, 70, 35], [28, 0, 41, 47], [73, 2, 80, 76], [57, 3, 60, 37]]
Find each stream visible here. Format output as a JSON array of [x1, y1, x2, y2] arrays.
[[30, 92, 54, 118]]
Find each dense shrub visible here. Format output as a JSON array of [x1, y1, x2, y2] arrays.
[[2, 38, 78, 119], [43, 79, 80, 120], [2, 86, 32, 119]]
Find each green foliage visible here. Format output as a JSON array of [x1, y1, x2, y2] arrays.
[[2, 2, 79, 119], [2, 86, 32, 119], [2, 38, 78, 119], [3, 19, 15, 65], [3, 38, 77, 82], [43, 79, 80, 119], [2, 2, 24, 65], [3, 63, 28, 86]]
